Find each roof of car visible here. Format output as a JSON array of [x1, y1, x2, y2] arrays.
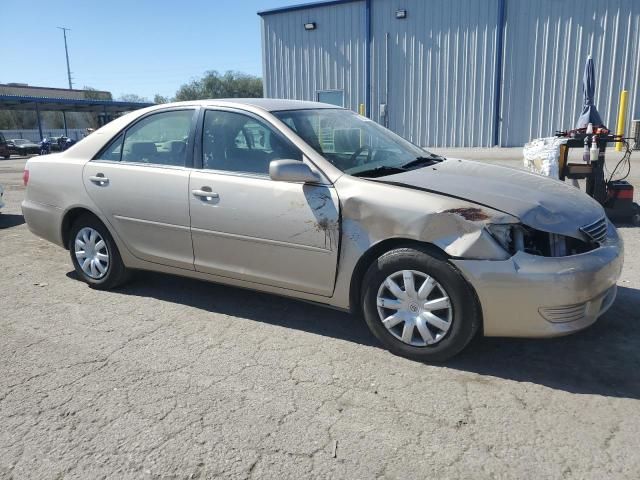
[[160, 98, 342, 112]]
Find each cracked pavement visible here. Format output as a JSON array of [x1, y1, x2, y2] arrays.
[[1, 154, 639, 479]]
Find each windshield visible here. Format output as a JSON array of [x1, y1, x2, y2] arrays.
[[273, 109, 442, 176]]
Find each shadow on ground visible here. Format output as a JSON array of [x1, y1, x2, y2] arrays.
[[0, 214, 25, 229], [450, 284, 640, 399], [614, 222, 639, 231], [69, 270, 640, 400]]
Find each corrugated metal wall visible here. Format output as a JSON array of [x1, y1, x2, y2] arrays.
[[261, 1, 367, 112], [369, 0, 500, 147], [261, 0, 640, 147], [501, 0, 640, 146]]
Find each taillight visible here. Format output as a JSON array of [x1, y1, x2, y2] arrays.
[[23, 169, 29, 186]]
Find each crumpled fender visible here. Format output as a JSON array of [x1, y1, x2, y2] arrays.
[[337, 176, 517, 260], [328, 175, 519, 309]]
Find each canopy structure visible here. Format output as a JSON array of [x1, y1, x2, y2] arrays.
[[0, 94, 153, 139]]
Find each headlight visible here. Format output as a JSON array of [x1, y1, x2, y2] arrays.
[[486, 224, 596, 257], [486, 224, 516, 253]]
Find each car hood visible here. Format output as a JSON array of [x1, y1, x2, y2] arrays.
[[379, 158, 605, 237]]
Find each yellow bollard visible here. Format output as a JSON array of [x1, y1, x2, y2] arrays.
[[359, 103, 365, 116], [615, 90, 629, 152]]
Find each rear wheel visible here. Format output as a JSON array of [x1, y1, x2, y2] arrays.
[[68, 214, 129, 289], [361, 246, 480, 362]]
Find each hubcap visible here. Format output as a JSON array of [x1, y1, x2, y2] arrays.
[[376, 270, 453, 347], [74, 227, 109, 279]]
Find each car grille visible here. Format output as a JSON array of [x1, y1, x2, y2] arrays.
[[539, 286, 617, 323], [579, 217, 608, 244], [539, 303, 587, 323]]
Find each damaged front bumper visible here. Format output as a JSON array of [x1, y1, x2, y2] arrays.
[[452, 220, 624, 337]]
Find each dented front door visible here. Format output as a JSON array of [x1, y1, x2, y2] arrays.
[[189, 171, 340, 296]]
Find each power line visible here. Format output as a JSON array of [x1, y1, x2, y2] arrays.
[[57, 27, 73, 89]]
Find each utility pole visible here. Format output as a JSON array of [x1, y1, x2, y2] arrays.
[[57, 27, 73, 89]]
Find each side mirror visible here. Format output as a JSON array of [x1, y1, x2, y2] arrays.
[[269, 159, 321, 183]]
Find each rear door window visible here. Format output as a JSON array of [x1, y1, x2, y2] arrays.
[[120, 110, 195, 167]]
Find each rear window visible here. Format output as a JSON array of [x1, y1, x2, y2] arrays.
[[0, 133, 6, 144]]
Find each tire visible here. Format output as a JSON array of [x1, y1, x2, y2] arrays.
[[68, 214, 130, 290], [361, 245, 480, 362]]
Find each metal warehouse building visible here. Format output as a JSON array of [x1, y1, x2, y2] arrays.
[[259, 0, 640, 147]]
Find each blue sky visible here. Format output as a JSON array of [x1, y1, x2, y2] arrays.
[[2, 0, 304, 100]]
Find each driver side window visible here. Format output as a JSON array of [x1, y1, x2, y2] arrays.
[[202, 110, 301, 175]]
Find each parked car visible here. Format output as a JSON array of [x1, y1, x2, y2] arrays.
[[42, 136, 67, 152], [8, 138, 40, 156], [21, 100, 623, 361], [0, 132, 10, 159], [47, 137, 62, 152]]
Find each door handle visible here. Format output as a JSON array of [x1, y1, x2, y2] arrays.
[[192, 189, 219, 200], [89, 175, 109, 185]]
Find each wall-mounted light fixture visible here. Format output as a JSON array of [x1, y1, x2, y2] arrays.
[[395, 9, 407, 19], [304, 22, 316, 30]]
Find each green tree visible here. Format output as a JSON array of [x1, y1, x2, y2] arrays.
[[174, 70, 263, 101], [0, 110, 38, 129], [118, 93, 150, 103], [153, 94, 170, 104], [0, 111, 16, 129], [83, 86, 113, 101]]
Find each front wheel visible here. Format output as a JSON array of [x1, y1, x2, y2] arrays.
[[361, 246, 480, 362], [68, 214, 130, 289]]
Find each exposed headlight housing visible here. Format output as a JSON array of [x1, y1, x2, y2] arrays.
[[485, 224, 513, 252], [486, 224, 597, 257]]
